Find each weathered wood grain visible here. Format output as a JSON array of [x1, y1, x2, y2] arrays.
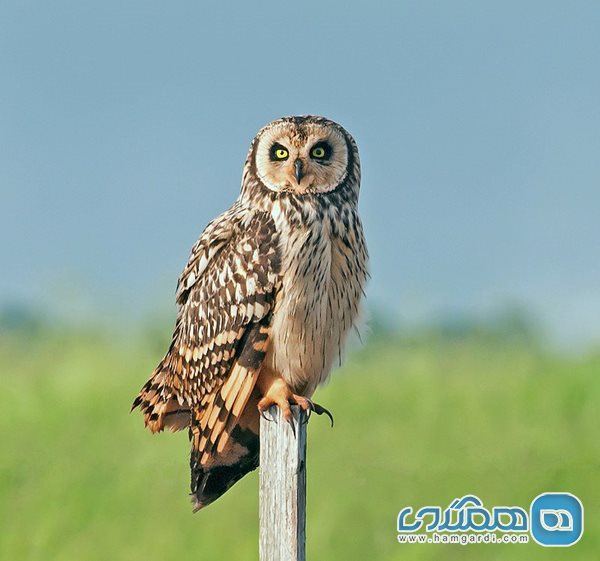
[[259, 405, 307, 561]]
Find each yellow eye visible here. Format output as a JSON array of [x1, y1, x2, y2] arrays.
[[270, 143, 290, 161], [311, 146, 326, 158]]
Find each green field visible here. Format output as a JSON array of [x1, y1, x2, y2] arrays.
[[1, 326, 598, 560]]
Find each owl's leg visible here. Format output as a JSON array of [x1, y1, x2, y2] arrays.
[[256, 369, 303, 422], [256, 368, 334, 430]]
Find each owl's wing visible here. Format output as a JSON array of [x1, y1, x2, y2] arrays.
[[132, 204, 280, 438]]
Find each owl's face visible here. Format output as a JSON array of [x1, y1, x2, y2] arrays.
[[253, 117, 351, 194]]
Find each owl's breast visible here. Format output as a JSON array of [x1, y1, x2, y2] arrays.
[[265, 205, 367, 395]]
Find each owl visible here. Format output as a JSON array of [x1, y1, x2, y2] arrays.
[[132, 115, 368, 510]]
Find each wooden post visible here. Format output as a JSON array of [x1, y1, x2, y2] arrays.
[[259, 405, 307, 561]]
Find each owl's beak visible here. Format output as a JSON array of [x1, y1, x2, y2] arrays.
[[294, 159, 304, 184]]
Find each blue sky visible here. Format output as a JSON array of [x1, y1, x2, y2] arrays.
[[2, 1, 599, 347]]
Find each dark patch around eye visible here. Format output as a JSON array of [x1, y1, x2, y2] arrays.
[[269, 142, 289, 161], [310, 141, 332, 160]]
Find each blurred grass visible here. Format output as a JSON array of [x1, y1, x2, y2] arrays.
[[1, 327, 599, 560]]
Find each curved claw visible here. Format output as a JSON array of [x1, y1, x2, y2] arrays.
[[298, 399, 334, 427], [301, 400, 313, 425], [260, 409, 273, 422], [311, 402, 334, 427]]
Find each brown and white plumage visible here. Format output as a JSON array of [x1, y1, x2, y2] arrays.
[[133, 115, 368, 510]]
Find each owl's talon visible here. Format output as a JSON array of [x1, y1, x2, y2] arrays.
[[311, 402, 334, 427], [260, 409, 273, 422], [300, 398, 316, 424], [257, 375, 333, 432], [292, 397, 333, 427], [289, 395, 333, 427], [302, 405, 312, 424]]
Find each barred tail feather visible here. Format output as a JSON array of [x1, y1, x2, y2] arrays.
[[190, 390, 260, 512], [132, 365, 190, 433], [189, 321, 269, 510]]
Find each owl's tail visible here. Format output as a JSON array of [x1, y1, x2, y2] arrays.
[[131, 361, 190, 433], [189, 388, 261, 511]]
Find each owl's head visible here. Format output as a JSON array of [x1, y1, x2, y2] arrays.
[[246, 116, 359, 195]]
